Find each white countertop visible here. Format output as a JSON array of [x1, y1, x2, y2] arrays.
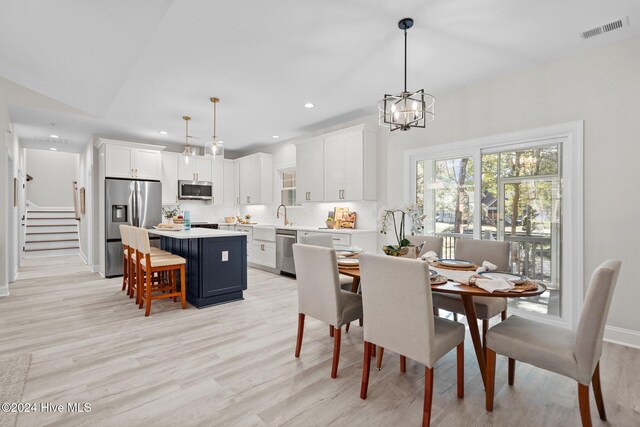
[[148, 228, 248, 239], [224, 223, 376, 234]]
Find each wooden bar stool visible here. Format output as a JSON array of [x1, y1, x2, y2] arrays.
[[122, 225, 169, 299], [134, 227, 187, 317]]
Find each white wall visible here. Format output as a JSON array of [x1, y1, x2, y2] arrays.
[[380, 35, 640, 346], [77, 142, 93, 264], [0, 98, 9, 295], [25, 149, 78, 207]]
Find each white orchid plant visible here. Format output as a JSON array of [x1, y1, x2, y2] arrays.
[[379, 203, 426, 254]]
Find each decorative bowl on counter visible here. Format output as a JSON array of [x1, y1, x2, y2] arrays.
[[224, 216, 236, 224]]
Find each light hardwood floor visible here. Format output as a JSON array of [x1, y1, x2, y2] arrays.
[[2, 255, 639, 426]]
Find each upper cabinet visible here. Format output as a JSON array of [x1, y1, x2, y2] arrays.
[[161, 152, 179, 205], [178, 156, 213, 182], [296, 138, 324, 202], [238, 153, 272, 205], [96, 139, 164, 181], [296, 125, 377, 203], [223, 159, 239, 205]]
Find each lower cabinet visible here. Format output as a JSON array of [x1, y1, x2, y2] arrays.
[[251, 240, 276, 268]]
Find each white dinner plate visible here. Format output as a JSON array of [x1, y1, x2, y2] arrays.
[[437, 258, 474, 267]]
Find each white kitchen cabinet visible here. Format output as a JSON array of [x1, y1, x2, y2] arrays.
[[296, 230, 377, 253], [322, 125, 377, 202], [98, 139, 164, 180], [235, 225, 253, 262], [179, 156, 212, 182], [161, 152, 179, 205], [251, 241, 276, 268], [238, 153, 272, 205], [223, 159, 239, 205], [211, 158, 224, 204], [296, 138, 324, 202]]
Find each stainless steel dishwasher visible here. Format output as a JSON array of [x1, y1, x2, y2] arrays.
[[276, 229, 297, 276]]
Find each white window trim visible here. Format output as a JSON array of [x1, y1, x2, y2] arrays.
[[404, 121, 584, 330]]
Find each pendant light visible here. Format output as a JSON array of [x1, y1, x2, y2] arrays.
[[378, 18, 435, 131], [205, 97, 224, 159], [182, 115, 195, 164]]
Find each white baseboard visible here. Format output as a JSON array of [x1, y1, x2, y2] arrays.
[[91, 265, 99, 273], [0, 286, 9, 297], [604, 325, 640, 350], [79, 250, 88, 265]]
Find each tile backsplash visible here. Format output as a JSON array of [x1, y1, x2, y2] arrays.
[[168, 200, 379, 230]]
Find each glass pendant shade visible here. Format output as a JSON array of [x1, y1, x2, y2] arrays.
[[208, 97, 225, 159], [182, 115, 196, 164], [379, 18, 435, 131]]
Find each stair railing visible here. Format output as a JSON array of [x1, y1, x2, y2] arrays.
[[72, 181, 81, 220]]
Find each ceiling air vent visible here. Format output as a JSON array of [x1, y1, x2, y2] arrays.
[[580, 16, 630, 39]]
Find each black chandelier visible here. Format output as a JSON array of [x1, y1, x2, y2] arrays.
[[378, 18, 435, 131]]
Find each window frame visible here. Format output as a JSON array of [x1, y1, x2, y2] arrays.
[[404, 121, 584, 330]]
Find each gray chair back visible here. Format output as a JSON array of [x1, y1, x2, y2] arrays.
[[292, 243, 342, 326], [408, 235, 444, 257], [359, 253, 438, 367], [298, 233, 333, 248], [574, 259, 621, 384], [455, 239, 510, 271]]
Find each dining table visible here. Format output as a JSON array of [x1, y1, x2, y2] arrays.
[[338, 264, 547, 388]]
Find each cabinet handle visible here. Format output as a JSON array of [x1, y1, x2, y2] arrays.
[[237, 196, 240, 204], [131, 168, 134, 177], [247, 196, 250, 204]]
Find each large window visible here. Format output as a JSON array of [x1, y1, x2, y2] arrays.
[[410, 122, 582, 327]]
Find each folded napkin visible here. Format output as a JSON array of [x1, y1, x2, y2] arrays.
[[476, 260, 498, 273], [475, 277, 514, 293], [420, 251, 439, 263]]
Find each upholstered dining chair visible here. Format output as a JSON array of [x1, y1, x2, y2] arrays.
[[298, 234, 354, 291], [433, 239, 511, 352], [485, 259, 622, 427], [359, 253, 465, 427], [407, 235, 444, 257], [292, 243, 363, 378]]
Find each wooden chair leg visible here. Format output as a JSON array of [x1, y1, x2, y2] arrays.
[[486, 348, 496, 411], [592, 362, 606, 421], [360, 341, 372, 399], [122, 254, 127, 291], [128, 257, 135, 297], [457, 342, 464, 399], [376, 347, 384, 371], [295, 313, 305, 358], [400, 355, 406, 373], [423, 366, 434, 427], [453, 313, 458, 322], [372, 344, 376, 358], [359, 318, 363, 327], [508, 358, 515, 385], [137, 265, 144, 308], [578, 383, 593, 427], [331, 327, 341, 378], [345, 322, 350, 333], [171, 269, 177, 302], [144, 270, 152, 317], [501, 310, 507, 321], [329, 325, 334, 337], [482, 319, 489, 356], [179, 265, 186, 309]]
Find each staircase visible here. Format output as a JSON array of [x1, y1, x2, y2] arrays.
[[25, 207, 80, 257]]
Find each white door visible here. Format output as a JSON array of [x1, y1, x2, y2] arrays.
[[161, 153, 179, 205], [194, 157, 213, 182], [105, 145, 134, 178], [211, 158, 224, 204], [323, 136, 344, 201], [134, 149, 162, 180], [223, 160, 238, 205], [178, 157, 196, 181], [342, 131, 364, 201], [297, 139, 324, 202]]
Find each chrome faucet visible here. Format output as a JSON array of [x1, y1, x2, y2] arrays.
[[276, 204, 289, 226]]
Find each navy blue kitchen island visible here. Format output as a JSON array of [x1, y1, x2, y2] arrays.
[[149, 228, 248, 308]]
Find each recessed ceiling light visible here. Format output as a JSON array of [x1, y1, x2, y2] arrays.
[[50, 134, 59, 139], [159, 131, 168, 135], [303, 103, 315, 109], [49, 147, 57, 151], [272, 135, 279, 139]]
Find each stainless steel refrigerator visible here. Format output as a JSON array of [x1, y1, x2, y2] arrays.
[[105, 178, 162, 277]]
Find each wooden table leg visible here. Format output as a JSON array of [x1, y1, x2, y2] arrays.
[[351, 277, 361, 293], [460, 294, 487, 388]]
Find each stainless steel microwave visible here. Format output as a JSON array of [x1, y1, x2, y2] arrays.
[[178, 180, 213, 200]]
